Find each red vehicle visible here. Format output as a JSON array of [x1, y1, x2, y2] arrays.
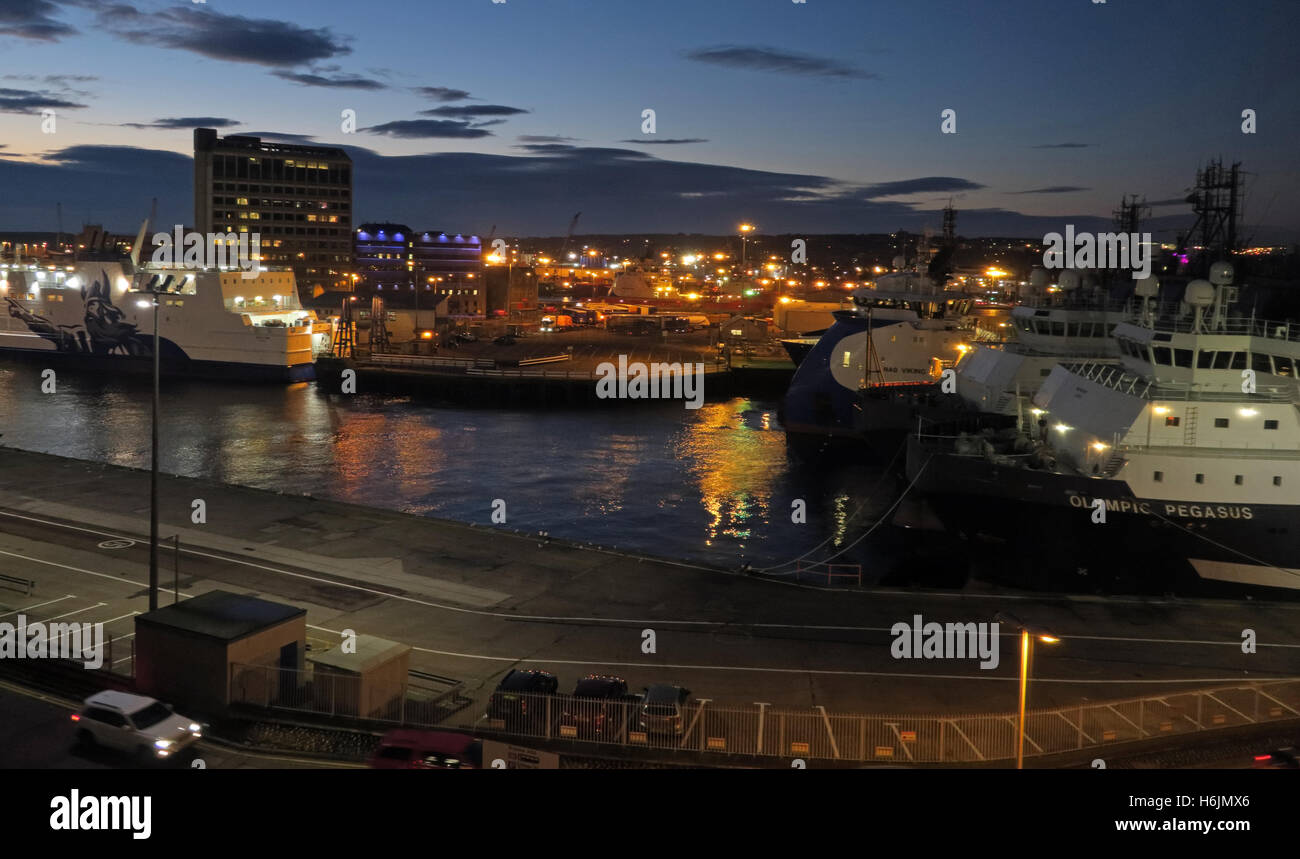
[[367, 729, 483, 769]]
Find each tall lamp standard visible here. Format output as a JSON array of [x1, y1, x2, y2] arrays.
[[994, 611, 1060, 769], [738, 223, 755, 275], [136, 287, 163, 611]]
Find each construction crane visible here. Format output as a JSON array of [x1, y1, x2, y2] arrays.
[[559, 211, 581, 259]]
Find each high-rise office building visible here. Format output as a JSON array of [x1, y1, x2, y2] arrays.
[[194, 128, 353, 293]]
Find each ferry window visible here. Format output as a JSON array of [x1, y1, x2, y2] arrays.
[[1152, 346, 1172, 365], [1065, 322, 1077, 337], [1251, 352, 1272, 373], [1274, 356, 1293, 377], [1197, 350, 1215, 368], [1195, 473, 1204, 484], [1040, 368, 1051, 377], [1231, 352, 1247, 370], [1153, 471, 1163, 482], [1051, 322, 1065, 336], [1275, 476, 1283, 486], [1212, 351, 1233, 370], [1265, 420, 1279, 430], [1164, 416, 1180, 427], [1214, 418, 1229, 428], [1173, 349, 1193, 368], [841, 351, 852, 368], [1235, 475, 1244, 485]]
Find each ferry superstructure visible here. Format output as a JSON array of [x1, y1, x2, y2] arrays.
[[780, 270, 984, 450], [0, 259, 332, 382], [906, 263, 1300, 594]]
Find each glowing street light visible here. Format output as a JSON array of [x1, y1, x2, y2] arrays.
[[739, 223, 755, 270], [995, 611, 1061, 769]]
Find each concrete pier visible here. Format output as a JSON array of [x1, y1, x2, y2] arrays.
[[0, 446, 1295, 725]]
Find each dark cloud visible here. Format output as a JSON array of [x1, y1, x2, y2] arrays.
[[860, 177, 985, 198], [420, 104, 528, 118], [121, 116, 242, 130], [1007, 186, 1089, 195], [0, 0, 76, 41], [0, 86, 86, 114], [3, 73, 97, 84], [413, 86, 473, 102], [363, 119, 493, 139], [516, 143, 579, 153], [517, 134, 581, 144], [1031, 142, 1096, 149], [243, 131, 319, 142], [684, 45, 876, 79], [84, 3, 350, 67], [272, 69, 385, 90], [618, 138, 708, 145], [0, 141, 1229, 241]]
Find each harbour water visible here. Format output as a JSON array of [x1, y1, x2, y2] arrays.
[[0, 362, 898, 572]]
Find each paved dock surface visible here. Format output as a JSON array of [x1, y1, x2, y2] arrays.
[[0, 446, 1296, 726]]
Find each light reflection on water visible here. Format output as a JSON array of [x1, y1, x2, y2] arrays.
[[0, 363, 889, 568]]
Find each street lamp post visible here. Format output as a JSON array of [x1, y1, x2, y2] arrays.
[[148, 289, 160, 611], [995, 611, 1060, 769], [739, 223, 754, 274]]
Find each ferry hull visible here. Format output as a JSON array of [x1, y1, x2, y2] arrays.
[[905, 437, 1300, 596], [0, 341, 315, 383]]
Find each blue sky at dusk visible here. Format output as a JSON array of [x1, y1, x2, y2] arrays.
[[1, 0, 1298, 238]]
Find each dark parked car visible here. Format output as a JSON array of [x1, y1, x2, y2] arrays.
[[486, 669, 558, 731], [493, 335, 517, 346], [368, 729, 483, 769], [1252, 744, 1299, 768], [639, 683, 691, 737], [560, 675, 633, 739]]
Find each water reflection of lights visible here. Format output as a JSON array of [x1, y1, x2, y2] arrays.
[[678, 402, 782, 546], [832, 494, 850, 547]]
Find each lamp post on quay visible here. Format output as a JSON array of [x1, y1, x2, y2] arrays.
[[994, 611, 1061, 769]]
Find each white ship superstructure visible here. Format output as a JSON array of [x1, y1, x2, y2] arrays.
[[954, 268, 1129, 415], [907, 262, 1300, 593], [0, 259, 333, 382]]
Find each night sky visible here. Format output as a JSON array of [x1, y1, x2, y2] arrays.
[[1, 0, 1297, 239]]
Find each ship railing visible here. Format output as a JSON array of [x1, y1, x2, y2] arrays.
[[1141, 314, 1300, 343], [1059, 361, 1297, 402], [1113, 443, 1300, 459]]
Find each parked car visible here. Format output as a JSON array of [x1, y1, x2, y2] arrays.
[[368, 729, 483, 769], [454, 331, 478, 343], [639, 683, 691, 737], [486, 669, 559, 730], [72, 691, 202, 763], [493, 335, 517, 346], [1252, 744, 1299, 769], [560, 675, 632, 739]]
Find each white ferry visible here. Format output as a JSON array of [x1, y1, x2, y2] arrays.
[[0, 257, 332, 382]]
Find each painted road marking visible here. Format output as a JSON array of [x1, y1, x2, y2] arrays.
[[4, 536, 1298, 661], [302, 623, 1272, 685], [0, 594, 75, 619]]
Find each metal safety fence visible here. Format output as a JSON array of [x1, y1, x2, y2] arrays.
[[228, 666, 1300, 764]]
